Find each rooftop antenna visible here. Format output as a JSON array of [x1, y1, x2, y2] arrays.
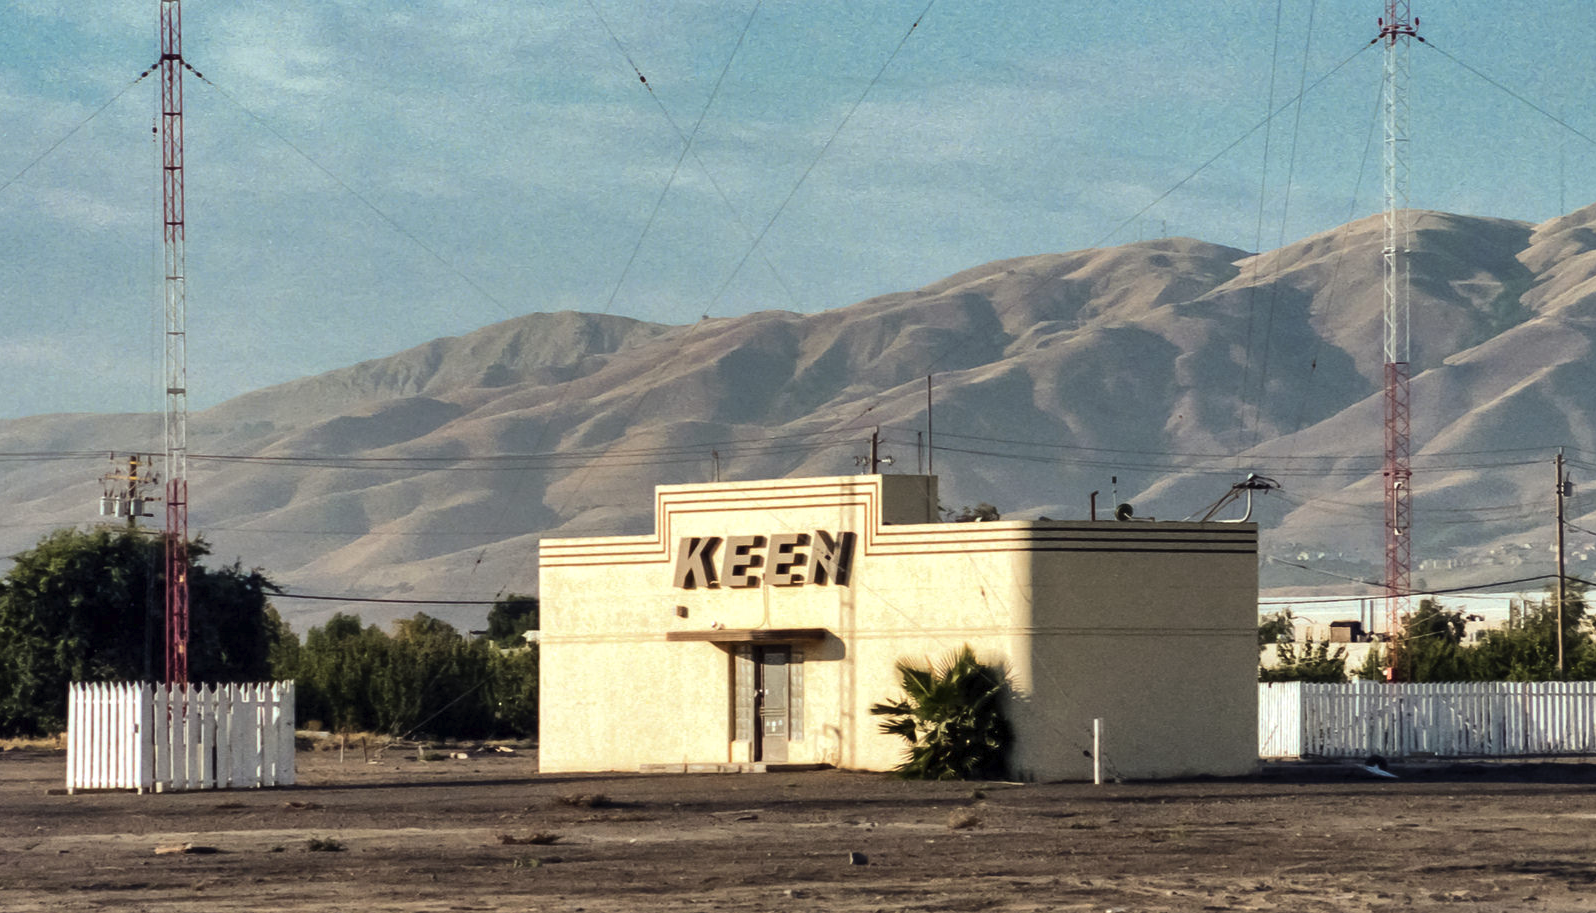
[[1377, 1, 1419, 674], [1188, 473, 1280, 523], [159, 0, 191, 685]]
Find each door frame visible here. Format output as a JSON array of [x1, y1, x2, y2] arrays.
[[734, 644, 804, 763]]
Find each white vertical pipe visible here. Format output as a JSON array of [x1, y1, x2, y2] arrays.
[[1092, 718, 1102, 786]]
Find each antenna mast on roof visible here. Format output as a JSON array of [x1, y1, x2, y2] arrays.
[[1378, 1, 1418, 673], [158, 0, 190, 685]]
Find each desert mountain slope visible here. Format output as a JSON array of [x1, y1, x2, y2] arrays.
[[5, 207, 1596, 631]]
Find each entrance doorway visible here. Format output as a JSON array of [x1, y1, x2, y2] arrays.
[[734, 645, 803, 763], [757, 647, 789, 762]]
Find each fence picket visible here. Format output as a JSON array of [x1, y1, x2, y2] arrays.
[[274, 682, 296, 786]]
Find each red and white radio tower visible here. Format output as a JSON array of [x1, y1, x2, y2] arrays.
[[1378, 1, 1417, 672], [158, 0, 190, 685]]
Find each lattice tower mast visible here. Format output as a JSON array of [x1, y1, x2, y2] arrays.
[[159, 0, 190, 685], [1379, 1, 1416, 666]]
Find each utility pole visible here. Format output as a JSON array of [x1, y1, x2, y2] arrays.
[[857, 427, 893, 474], [159, 0, 191, 686], [1378, 1, 1418, 679], [99, 453, 157, 528], [1556, 450, 1569, 677], [96, 453, 160, 681]]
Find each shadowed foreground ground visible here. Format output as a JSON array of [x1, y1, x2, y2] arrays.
[[5, 748, 1596, 911]]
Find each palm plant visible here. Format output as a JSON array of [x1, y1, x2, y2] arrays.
[[869, 645, 1013, 780]]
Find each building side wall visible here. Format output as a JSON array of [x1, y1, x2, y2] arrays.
[[1019, 549, 1259, 779]]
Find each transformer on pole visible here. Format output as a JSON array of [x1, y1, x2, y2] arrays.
[[99, 453, 158, 527], [159, 0, 190, 685], [1378, 2, 1418, 674]]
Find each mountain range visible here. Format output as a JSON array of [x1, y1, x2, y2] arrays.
[[6, 204, 1596, 632]]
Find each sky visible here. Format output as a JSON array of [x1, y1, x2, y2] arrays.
[[1, 0, 1593, 421]]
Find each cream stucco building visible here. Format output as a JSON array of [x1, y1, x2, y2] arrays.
[[538, 474, 1258, 780]]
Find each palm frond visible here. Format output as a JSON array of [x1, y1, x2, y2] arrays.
[[871, 644, 1013, 780]]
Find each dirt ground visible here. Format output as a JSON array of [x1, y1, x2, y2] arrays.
[[6, 748, 1596, 912]]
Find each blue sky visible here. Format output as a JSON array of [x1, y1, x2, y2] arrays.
[[1, 0, 1593, 420]]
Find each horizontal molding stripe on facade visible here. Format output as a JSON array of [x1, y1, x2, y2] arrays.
[[862, 543, 1257, 557], [546, 528, 1253, 568], [542, 488, 880, 565], [545, 624, 1255, 647], [540, 540, 1256, 568]]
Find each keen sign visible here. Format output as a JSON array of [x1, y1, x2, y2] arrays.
[[673, 531, 856, 589]]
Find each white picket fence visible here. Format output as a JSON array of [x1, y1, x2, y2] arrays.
[[1260, 680, 1596, 759], [66, 681, 296, 793]]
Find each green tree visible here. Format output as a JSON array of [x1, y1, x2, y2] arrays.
[[1357, 599, 1470, 683], [489, 648, 539, 736], [1468, 583, 1594, 681], [1352, 645, 1388, 681], [1259, 637, 1348, 683], [288, 611, 535, 740], [0, 527, 279, 736], [265, 606, 301, 682], [1258, 609, 1295, 652], [379, 613, 497, 738], [189, 557, 286, 684], [485, 594, 539, 648], [869, 645, 1013, 780], [483, 595, 540, 736], [293, 613, 390, 732]]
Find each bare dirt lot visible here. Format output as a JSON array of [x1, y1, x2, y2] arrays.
[[6, 748, 1596, 912]]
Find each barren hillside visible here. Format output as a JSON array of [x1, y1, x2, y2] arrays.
[[6, 205, 1596, 631]]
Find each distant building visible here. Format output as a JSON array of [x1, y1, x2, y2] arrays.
[[1328, 620, 1365, 643], [539, 474, 1259, 780]]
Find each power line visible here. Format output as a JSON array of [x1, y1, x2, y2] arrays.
[[268, 564, 1577, 614], [828, 38, 1375, 434], [0, 451, 115, 463], [1422, 41, 1596, 150], [183, 427, 853, 467], [1238, 0, 1288, 452], [581, 0, 799, 311], [890, 427, 1559, 463], [1090, 41, 1374, 250], [0, 64, 155, 197], [881, 433, 1551, 477], [1246, 0, 1320, 451], [1284, 79, 1383, 445], [1268, 556, 1559, 597], [199, 526, 533, 538], [583, 0, 798, 312], [0, 435, 1562, 477], [272, 591, 501, 606], [184, 68, 521, 323], [706, 0, 939, 311]]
